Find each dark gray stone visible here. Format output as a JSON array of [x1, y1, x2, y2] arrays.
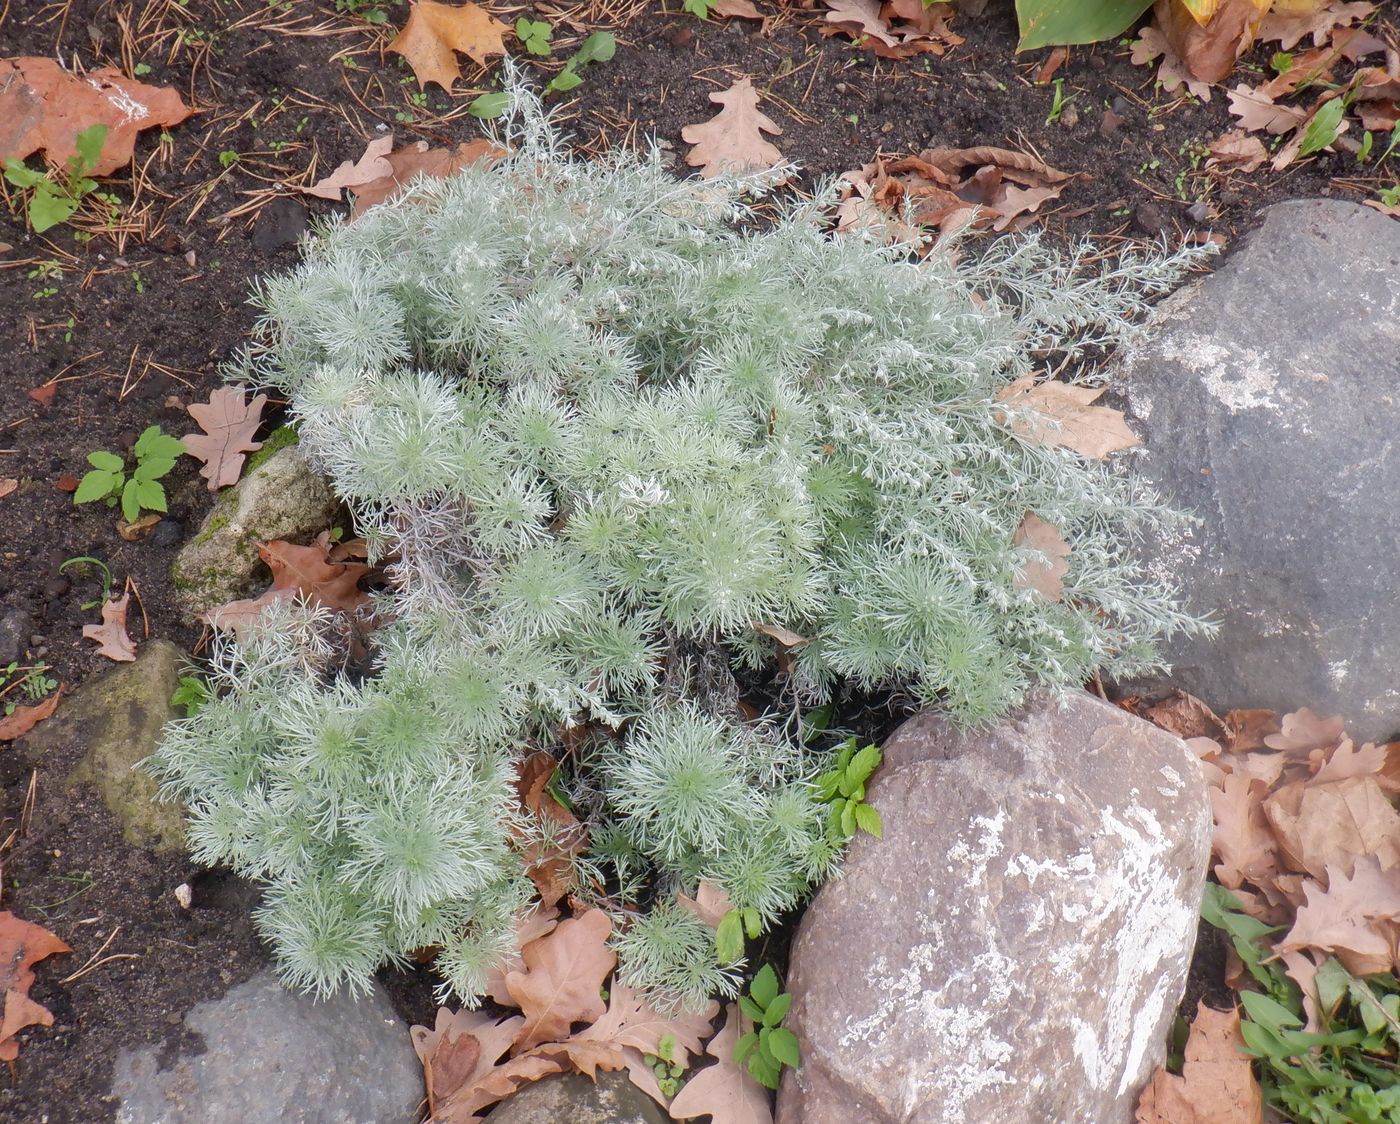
[[111, 969, 423, 1124], [777, 692, 1210, 1124], [0, 609, 30, 666], [488, 1071, 668, 1124], [1116, 199, 1400, 741], [252, 196, 309, 254]]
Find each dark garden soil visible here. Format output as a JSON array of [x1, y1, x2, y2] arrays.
[[0, 0, 1394, 1119]]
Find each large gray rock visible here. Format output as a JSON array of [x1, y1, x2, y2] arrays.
[[24, 638, 186, 851], [172, 444, 339, 618], [1116, 199, 1400, 741], [111, 969, 423, 1124], [488, 1071, 668, 1124], [777, 691, 1210, 1124]]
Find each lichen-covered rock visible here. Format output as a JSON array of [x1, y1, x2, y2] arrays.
[[1115, 198, 1400, 741], [24, 639, 186, 852], [777, 691, 1210, 1124], [487, 1071, 668, 1124], [171, 444, 338, 618], [110, 969, 422, 1124]]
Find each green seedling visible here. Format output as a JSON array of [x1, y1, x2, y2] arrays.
[[0, 662, 58, 716], [715, 905, 764, 965], [815, 738, 883, 842], [547, 31, 616, 94], [684, 0, 716, 16], [74, 424, 185, 524], [1045, 77, 1066, 125], [1298, 98, 1346, 158], [58, 556, 114, 610], [515, 17, 552, 56], [4, 124, 109, 233], [734, 965, 800, 1090], [170, 675, 212, 717], [644, 1034, 687, 1098]]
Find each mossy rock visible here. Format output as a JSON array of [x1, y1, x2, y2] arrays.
[[24, 639, 187, 852], [172, 444, 340, 618]]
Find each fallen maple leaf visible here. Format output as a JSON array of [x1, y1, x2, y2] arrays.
[[0, 687, 62, 743], [1278, 855, 1400, 975], [182, 386, 267, 491], [389, 0, 510, 91], [1010, 512, 1070, 602], [681, 78, 785, 179], [667, 1002, 772, 1124], [996, 377, 1141, 459], [505, 908, 617, 1051], [0, 911, 70, 1061], [83, 593, 136, 662], [201, 537, 371, 637], [0, 59, 191, 176], [1135, 1001, 1262, 1124]]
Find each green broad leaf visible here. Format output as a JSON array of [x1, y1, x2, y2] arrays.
[[854, 802, 883, 838], [742, 907, 761, 940], [1241, 990, 1304, 1034], [121, 478, 142, 524], [834, 740, 856, 771], [1015, 0, 1155, 51], [767, 1026, 800, 1068], [814, 771, 841, 801], [134, 478, 167, 513], [87, 450, 125, 473], [74, 124, 109, 172], [134, 426, 185, 462], [750, 964, 779, 1008], [848, 743, 882, 784], [515, 17, 552, 55], [800, 703, 832, 743], [825, 801, 845, 839], [837, 771, 859, 798], [28, 186, 78, 233], [1316, 957, 1351, 1020], [715, 909, 745, 965], [733, 1030, 758, 1063], [468, 92, 510, 119], [1350, 979, 1400, 1040], [1238, 1017, 1296, 1061], [840, 799, 856, 839], [4, 159, 45, 188], [1299, 99, 1347, 157], [763, 991, 792, 1027], [73, 469, 119, 504], [547, 66, 583, 94], [747, 1051, 782, 1090], [133, 456, 177, 481], [739, 995, 766, 1023], [574, 30, 615, 64]]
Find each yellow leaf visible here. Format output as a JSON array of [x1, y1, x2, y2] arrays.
[[1178, 0, 1221, 24], [389, 0, 509, 91]]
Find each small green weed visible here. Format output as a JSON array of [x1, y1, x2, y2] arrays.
[[644, 1034, 687, 1098], [547, 31, 615, 94], [335, 0, 391, 22], [170, 675, 212, 716], [58, 556, 114, 610], [735, 965, 800, 1090], [815, 739, 883, 842], [1298, 99, 1346, 158], [74, 425, 185, 523], [515, 17, 552, 56], [0, 662, 58, 716], [683, 0, 716, 17], [4, 124, 109, 233], [1045, 77, 1067, 125]]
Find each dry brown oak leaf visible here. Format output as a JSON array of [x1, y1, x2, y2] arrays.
[[0, 58, 191, 176], [389, 0, 510, 91], [1135, 1000, 1262, 1124], [667, 1001, 773, 1124], [1210, 771, 1280, 891], [1279, 855, 1400, 975], [0, 687, 62, 743], [504, 907, 617, 1051], [182, 385, 267, 491], [83, 593, 137, 662], [996, 377, 1141, 459], [0, 911, 70, 1061], [1263, 774, 1400, 881], [304, 135, 502, 219], [682, 78, 785, 179], [201, 538, 371, 638], [483, 905, 560, 1007], [822, 0, 960, 59], [1010, 512, 1070, 602], [412, 1009, 563, 1122], [514, 751, 587, 908]]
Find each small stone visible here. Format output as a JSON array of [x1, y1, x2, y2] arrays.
[[777, 692, 1210, 1124], [150, 520, 184, 548], [1185, 200, 1211, 224], [172, 446, 339, 619], [25, 640, 187, 851], [1058, 102, 1080, 129], [1133, 201, 1166, 235], [879, 121, 894, 134], [667, 26, 693, 47], [174, 884, 193, 910], [110, 970, 423, 1123], [0, 610, 31, 666], [834, 82, 849, 94], [1115, 199, 1400, 740], [488, 1071, 668, 1124], [251, 197, 308, 255]]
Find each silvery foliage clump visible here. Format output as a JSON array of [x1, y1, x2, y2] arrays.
[[149, 85, 1206, 1006]]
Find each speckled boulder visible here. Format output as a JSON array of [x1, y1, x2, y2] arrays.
[[777, 691, 1210, 1124], [1114, 199, 1400, 740]]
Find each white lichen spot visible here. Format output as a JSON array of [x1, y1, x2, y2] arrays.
[[1330, 659, 1350, 685], [1159, 334, 1293, 415]]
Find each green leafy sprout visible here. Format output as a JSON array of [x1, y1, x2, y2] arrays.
[[472, 31, 616, 117], [58, 555, 114, 610], [816, 739, 883, 842], [73, 424, 185, 524], [170, 675, 212, 717], [515, 17, 553, 56], [4, 124, 109, 234], [0, 662, 58, 716], [683, 0, 716, 17], [735, 964, 800, 1089]]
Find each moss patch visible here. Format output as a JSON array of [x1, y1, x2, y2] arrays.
[[244, 424, 299, 476]]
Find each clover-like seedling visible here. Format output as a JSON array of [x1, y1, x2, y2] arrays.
[[735, 964, 799, 1090], [815, 739, 883, 842], [74, 424, 185, 524], [515, 17, 552, 56]]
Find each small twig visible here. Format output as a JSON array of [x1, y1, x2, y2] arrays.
[[60, 926, 141, 984]]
